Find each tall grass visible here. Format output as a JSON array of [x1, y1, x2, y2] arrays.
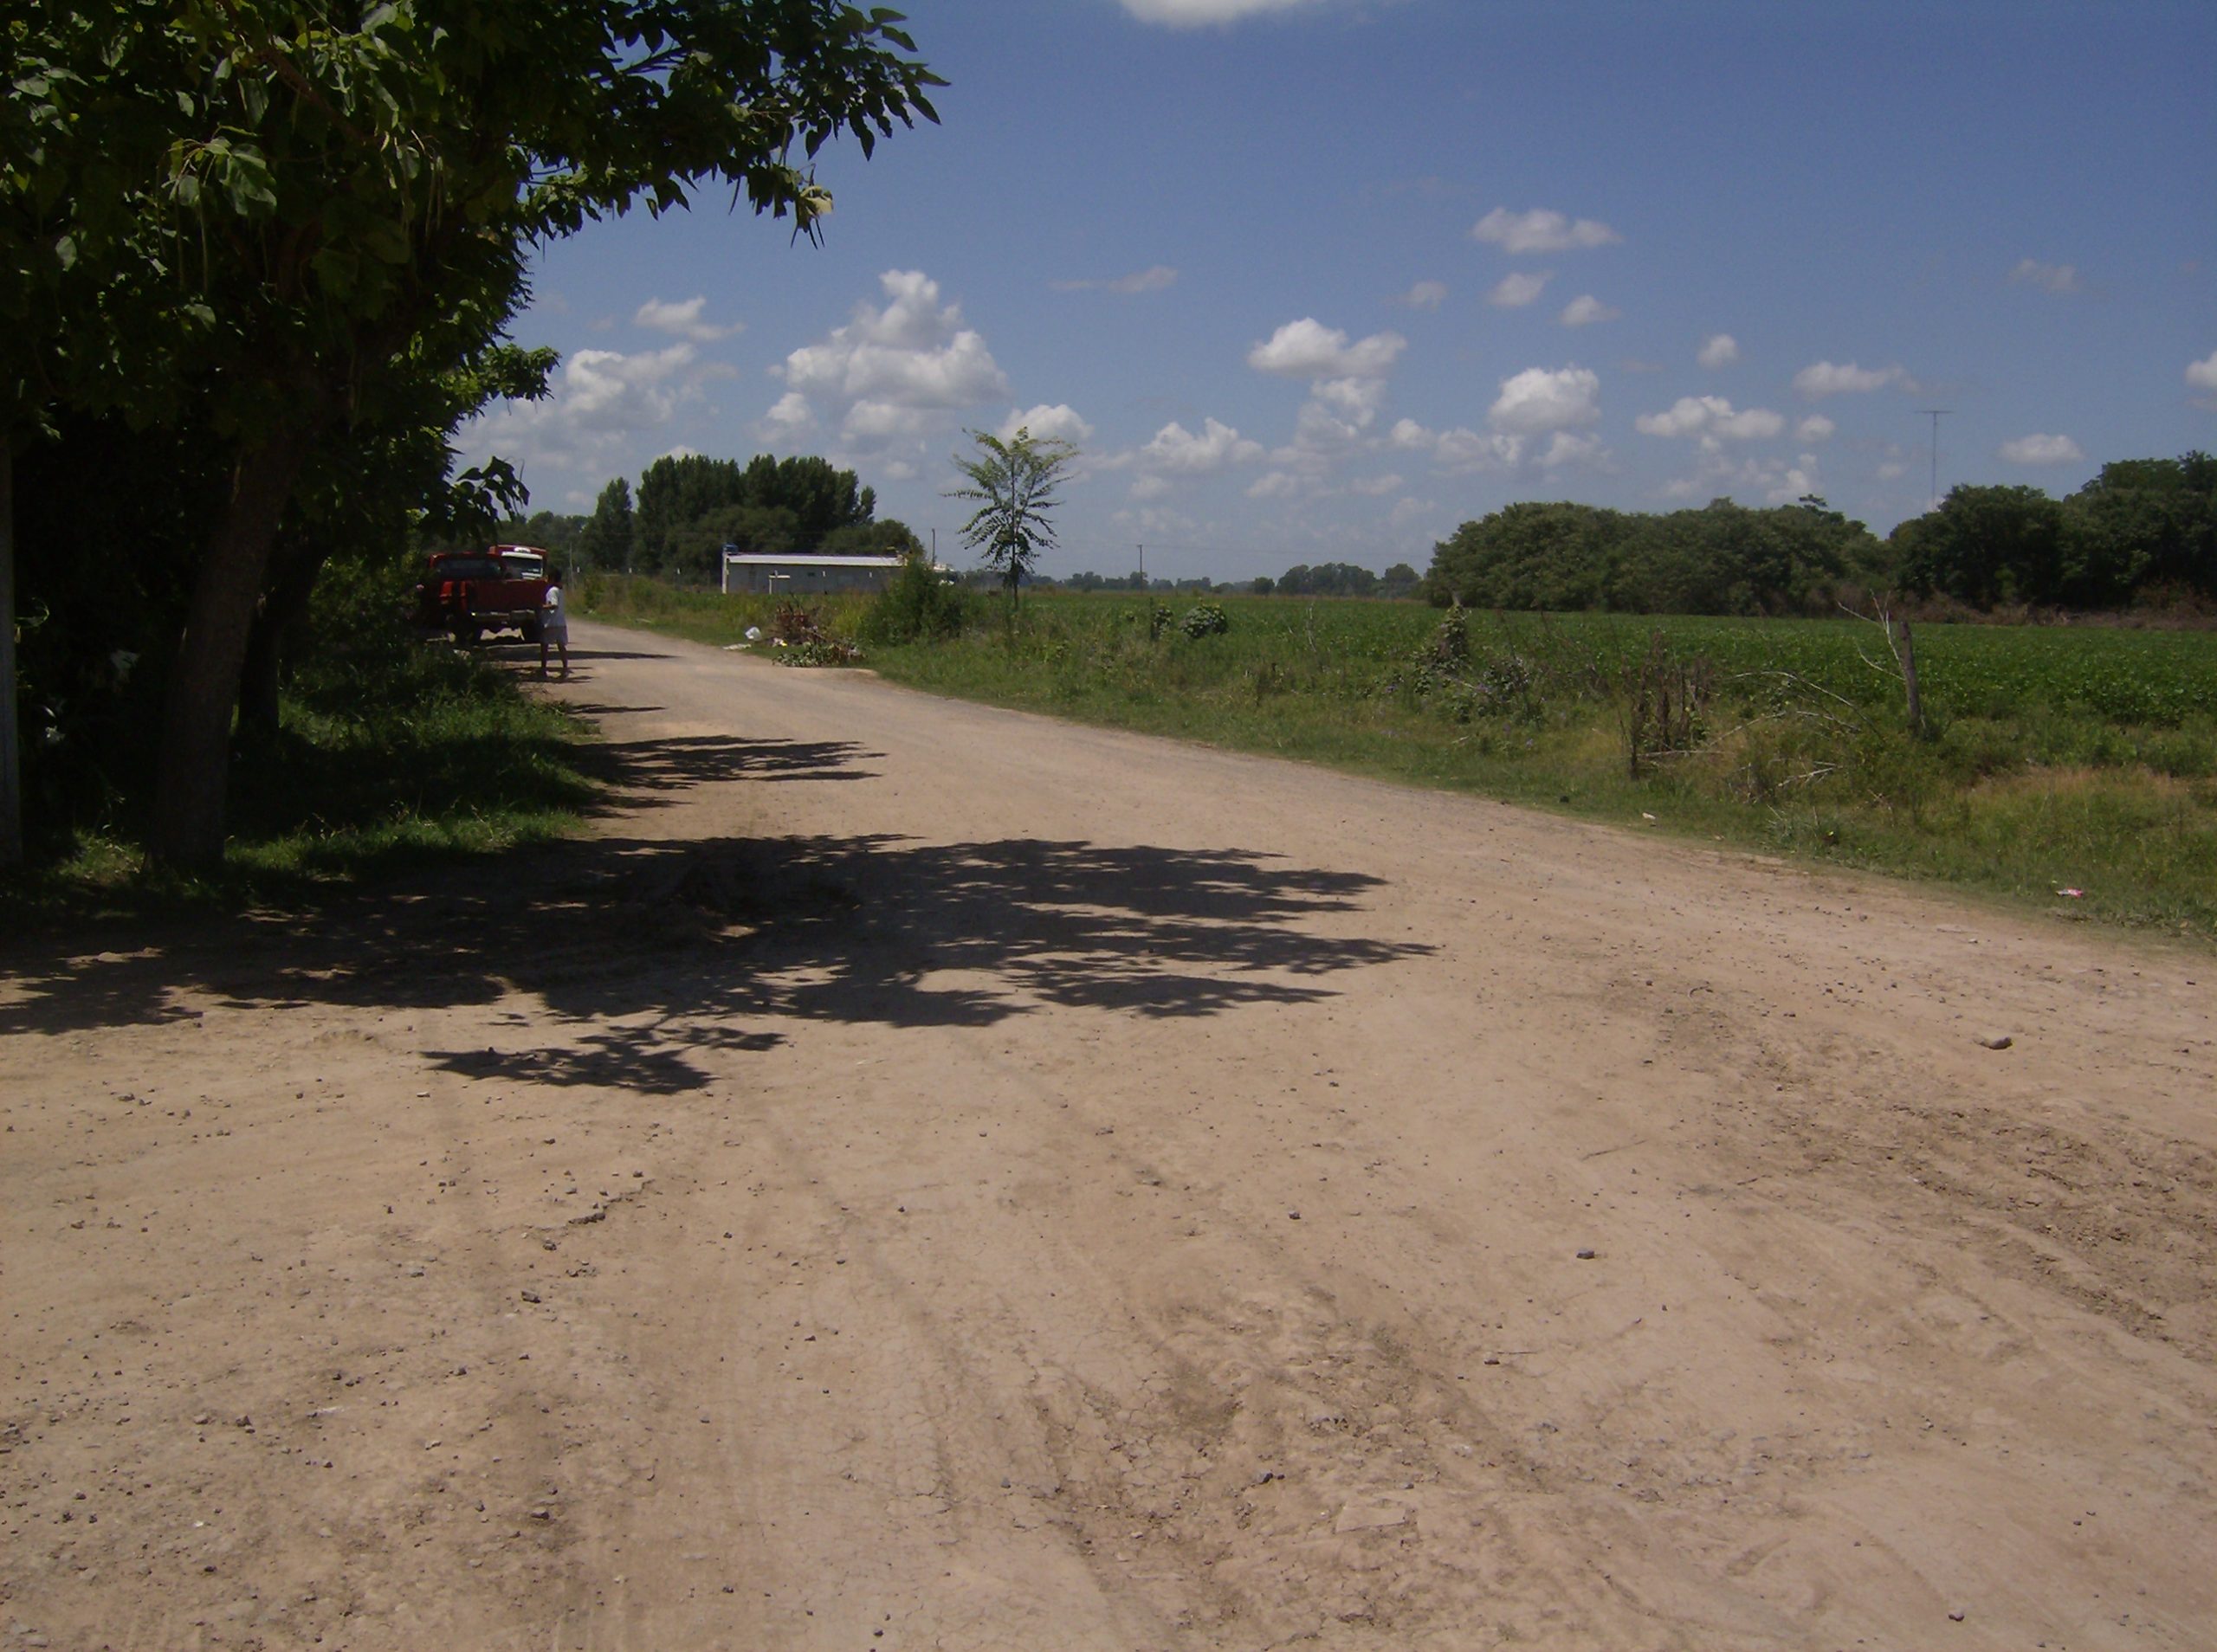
[[915, 594, 2217, 941]]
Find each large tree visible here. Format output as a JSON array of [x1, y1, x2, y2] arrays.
[[1892, 485, 2066, 607], [578, 477, 637, 573], [2062, 453, 2217, 603], [6, 1, 939, 868], [635, 450, 879, 575]]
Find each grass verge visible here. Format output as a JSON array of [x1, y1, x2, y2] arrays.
[[3, 629, 597, 921]]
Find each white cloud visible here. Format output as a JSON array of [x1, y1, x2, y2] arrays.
[[1698, 333, 1740, 369], [1999, 433, 2084, 466], [2009, 259, 2082, 295], [1389, 419, 1517, 473], [1247, 471, 1302, 500], [2188, 349, 2217, 404], [1120, 0, 1327, 24], [1487, 271, 1551, 308], [1138, 416, 1265, 474], [559, 346, 713, 427], [1489, 365, 1601, 435], [842, 400, 934, 442], [1250, 319, 1407, 459], [1309, 375, 1389, 424], [771, 270, 1009, 455], [1347, 472, 1403, 496], [1438, 427, 1526, 471], [1393, 279, 1448, 310], [462, 343, 731, 474], [1391, 410, 1606, 475], [1796, 415, 1836, 442], [1247, 317, 1407, 379], [1793, 359, 1910, 397], [1051, 264, 1179, 294], [1559, 294, 1620, 327], [1470, 207, 1621, 255], [998, 403, 1096, 445], [1634, 395, 1783, 441], [1536, 431, 1606, 469], [634, 295, 742, 343], [1663, 450, 1823, 506], [754, 390, 816, 439]]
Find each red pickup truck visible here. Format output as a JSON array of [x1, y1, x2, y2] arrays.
[[412, 545, 553, 645]]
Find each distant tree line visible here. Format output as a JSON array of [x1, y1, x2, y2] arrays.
[[1262, 561, 1420, 599], [1421, 455, 2215, 617], [1053, 560, 1421, 599]]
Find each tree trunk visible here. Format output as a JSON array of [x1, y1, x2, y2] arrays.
[[237, 535, 329, 742], [148, 420, 319, 869], [0, 438, 21, 868]]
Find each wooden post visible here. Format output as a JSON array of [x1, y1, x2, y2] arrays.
[[1897, 616, 1923, 737]]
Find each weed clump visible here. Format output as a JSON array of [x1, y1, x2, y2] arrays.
[[1180, 602, 1231, 639]]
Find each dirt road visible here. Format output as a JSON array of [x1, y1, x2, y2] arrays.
[[4, 620, 2214, 1650]]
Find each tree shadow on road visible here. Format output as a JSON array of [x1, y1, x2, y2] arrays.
[[574, 732, 882, 799], [1, 732, 1432, 1094]]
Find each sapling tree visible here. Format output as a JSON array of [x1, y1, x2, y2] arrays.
[[948, 427, 1077, 616]]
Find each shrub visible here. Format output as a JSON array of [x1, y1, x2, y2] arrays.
[[1180, 602, 1230, 638], [857, 558, 978, 645]]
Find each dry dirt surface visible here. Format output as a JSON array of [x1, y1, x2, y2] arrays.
[[4, 619, 2214, 1652]]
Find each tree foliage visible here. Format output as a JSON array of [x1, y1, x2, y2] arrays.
[[3, 1, 940, 865], [1892, 455, 2217, 609], [576, 479, 636, 571], [1423, 497, 1885, 616], [1277, 562, 1382, 598], [948, 427, 1077, 608], [633, 451, 888, 579]]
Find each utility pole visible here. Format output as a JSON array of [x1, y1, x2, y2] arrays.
[[1137, 543, 1144, 587], [1922, 409, 1950, 509]]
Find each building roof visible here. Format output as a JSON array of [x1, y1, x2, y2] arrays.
[[720, 553, 906, 569]]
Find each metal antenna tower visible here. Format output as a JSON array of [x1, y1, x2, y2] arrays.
[[1921, 409, 1951, 507]]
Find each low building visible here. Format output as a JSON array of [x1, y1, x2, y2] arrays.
[[721, 552, 907, 596]]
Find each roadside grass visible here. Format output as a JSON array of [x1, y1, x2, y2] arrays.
[[3, 623, 596, 920], [578, 582, 2216, 944], [225, 638, 597, 878]]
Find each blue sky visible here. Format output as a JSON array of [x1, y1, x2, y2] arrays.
[[461, 0, 2217, 584]]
